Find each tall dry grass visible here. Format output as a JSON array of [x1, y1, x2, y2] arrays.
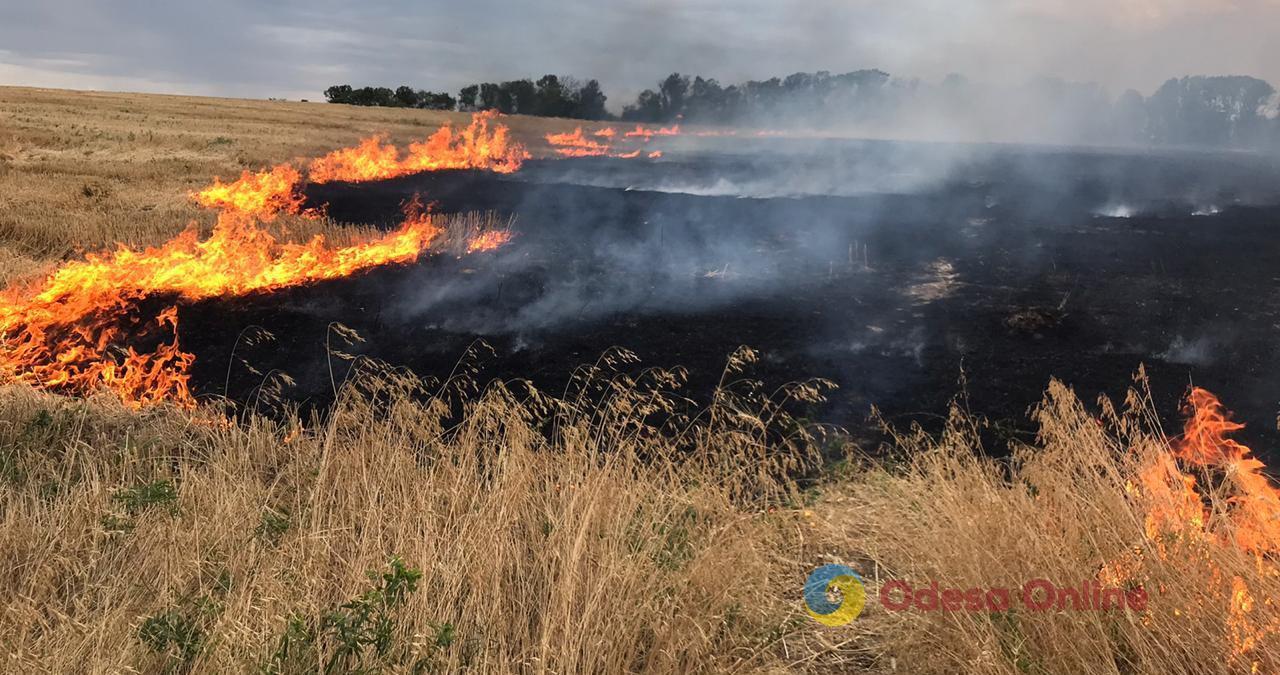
[[806, 377, 1280, 674], [0, 348, 830, 673], [5, 348, 1280, 672]]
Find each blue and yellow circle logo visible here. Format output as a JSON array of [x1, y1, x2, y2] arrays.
[[803, 564, 866, 626]]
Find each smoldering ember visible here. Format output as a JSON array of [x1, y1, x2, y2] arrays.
[[4, 3, 1280, 673]]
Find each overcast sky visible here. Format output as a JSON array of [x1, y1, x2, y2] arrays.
[[1, 1, 1277, 109]]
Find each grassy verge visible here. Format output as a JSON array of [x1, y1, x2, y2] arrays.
[[1, 349, 826, 672], [3, 351, 1278, 672]]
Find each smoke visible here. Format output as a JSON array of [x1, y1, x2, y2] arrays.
[[1159, 335, 1219, 366], [521, 137, 978, 198], [391, 180, 821, 335], [1261, 92, 1280, 120], [374, 134, 1280, 351]]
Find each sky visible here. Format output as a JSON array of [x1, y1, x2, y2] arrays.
[[0, 0, 1277, 109]]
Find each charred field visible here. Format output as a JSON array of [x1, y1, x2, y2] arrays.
[[182, 138, 1280, 448], [10, 93, 1280, 673]]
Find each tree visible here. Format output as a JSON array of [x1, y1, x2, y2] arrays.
[[501, 79, 537, 114], [347, 86, 395, 106], [534, 74, 571, 117], [685, 77, 725, 121], [658, 73, 690, 120], [1147, 76, 1275, 147], [417, 91, 456, 110], [622, 90, 663, 122], [324, 84, 353, 104], [1113, 89, 1148, 143], [575, 79, 608, 120], [458, 85, 479, 110], [478, 82, 503, 111], [394, 86, 419, 108]]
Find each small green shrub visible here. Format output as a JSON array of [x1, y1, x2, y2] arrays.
[[139, 596, 221, 672], [113, 480, 179, 514], [266, 556, 431, 674], [256, 508, 291, 545]]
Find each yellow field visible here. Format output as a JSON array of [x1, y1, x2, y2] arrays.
[[1, 87, 1278, 673], [0, 86, 591, 279]]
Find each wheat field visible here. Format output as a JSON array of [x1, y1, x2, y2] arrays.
[[1, 87, 1278, 673], [0, 86, 594, 279]]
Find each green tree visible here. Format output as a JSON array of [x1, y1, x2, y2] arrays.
[[393, 86, 419, 107], [458, 84, 479, 110], [575, 79, 609, 120], [323, 84, 353, 104]]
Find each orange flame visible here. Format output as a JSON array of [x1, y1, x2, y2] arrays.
[[545, 127, 665, 160], [1170, 388, 1280, 554], [193, 164, 304, 221], [309, 111, 527, 183], [465, 230, 513, 254], [545, 128, 613, 157], [3, 112, 528, 408], [624, 124, 681, 139], [1105, 387, 1280, 669], [0, 208, 443, 406]]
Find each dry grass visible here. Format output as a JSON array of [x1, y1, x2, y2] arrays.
[[0, 348, 827, 673], [4, 348, 1280, 672], [0, 86, 595, 280], [803, 379, 1280, 673]]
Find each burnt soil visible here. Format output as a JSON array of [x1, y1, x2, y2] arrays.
[[177, 138, 1280, 453]]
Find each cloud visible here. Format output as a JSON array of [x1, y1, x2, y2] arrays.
[[0, 0, 1276, 104]]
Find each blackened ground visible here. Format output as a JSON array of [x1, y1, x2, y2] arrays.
[[179, 140, 1280, 453]]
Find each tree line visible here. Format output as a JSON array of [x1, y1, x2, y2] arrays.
[[323, 71, 1280, 151], [324, 75, 607, 119], [617, 71, 1280, 150], [323, 85, 457, 110]]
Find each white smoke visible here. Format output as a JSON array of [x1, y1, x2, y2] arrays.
[[1259, 92, 1280, 120]]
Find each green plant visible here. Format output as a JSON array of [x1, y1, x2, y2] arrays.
[[266, 556, 426, 674], [140, 610, 204, 667], [113, 480, 178, 515], [101, 513, 134, 533], [138, 596, 221, 672], [256, 508, 291, 545]]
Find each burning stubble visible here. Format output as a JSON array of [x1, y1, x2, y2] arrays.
[[0, 112, 526, 407]]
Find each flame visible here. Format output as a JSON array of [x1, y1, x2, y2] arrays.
[[545, 127, 665, 159], [1105, 387, 1280, 669], [624, 124, 681, 139], [465, 230, 512, 253], [193, 164, 304, 221], [308, 111, 527, 183], [545, 128, 613, 157], [1170, 388, 1280, 554], [0, 207, 444, 406], [2, 112, 531, 407]]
